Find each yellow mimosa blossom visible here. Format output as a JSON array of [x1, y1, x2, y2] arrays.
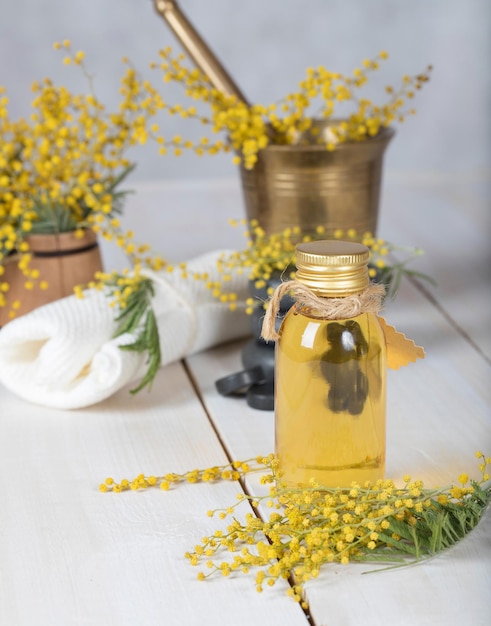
[[101, 453, 490, 609]]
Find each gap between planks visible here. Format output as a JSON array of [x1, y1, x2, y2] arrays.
[[181, 359, 317, 626], [407, 274, 491, 366]]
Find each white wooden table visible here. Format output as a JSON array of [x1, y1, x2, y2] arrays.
[[1, 174, 490, 626]]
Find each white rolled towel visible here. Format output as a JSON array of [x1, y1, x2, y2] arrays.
[[0, 250, 251, 409]]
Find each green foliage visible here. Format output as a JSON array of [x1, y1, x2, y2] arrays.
[[362, 480, 490, 567], [111, 276, 161, 394], [28, 164, 136, 235]]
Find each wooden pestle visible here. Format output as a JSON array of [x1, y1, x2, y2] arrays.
[[153, 0, 250, 105]]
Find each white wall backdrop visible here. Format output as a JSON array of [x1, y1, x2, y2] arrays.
[[1, 0, 490, 183]]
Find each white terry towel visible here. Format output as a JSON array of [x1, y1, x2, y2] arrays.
[[0, 250, 251, 409]]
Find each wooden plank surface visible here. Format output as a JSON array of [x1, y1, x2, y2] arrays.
[[0, 361, 308, 626]]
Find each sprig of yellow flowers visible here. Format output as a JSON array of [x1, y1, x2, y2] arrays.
[[78, 220, 430, 393], [0, 41, 168, 317], [149, 48, 432, 169], [91, 268, 161, 394], [1, 42, 431, 317], [101, 452, 490, 608], [207, 220, 432, 313]]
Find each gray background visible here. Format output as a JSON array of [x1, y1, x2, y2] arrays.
[[1, 0, 490, 183]]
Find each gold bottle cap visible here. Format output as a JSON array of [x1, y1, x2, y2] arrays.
[[295, 240, 370, 296]]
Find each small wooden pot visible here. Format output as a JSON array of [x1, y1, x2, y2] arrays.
[[0, 229, 103, 326]]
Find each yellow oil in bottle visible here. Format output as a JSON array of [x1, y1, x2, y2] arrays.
[[275, 306, 386, 488]]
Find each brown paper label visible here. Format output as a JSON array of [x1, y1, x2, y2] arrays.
[[378, 316, 425, 369]]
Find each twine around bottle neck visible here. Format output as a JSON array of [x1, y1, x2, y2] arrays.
[[260, 280, 385, 342]]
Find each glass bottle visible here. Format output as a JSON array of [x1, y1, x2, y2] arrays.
[[275, 240, 386, 488]]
